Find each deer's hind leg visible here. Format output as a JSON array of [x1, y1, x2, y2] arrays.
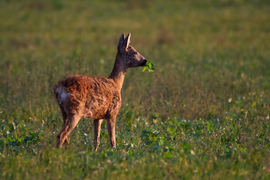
[[94, 119, 103, 151], [57, 114, 82, 148], [59, 106, 70, 145]]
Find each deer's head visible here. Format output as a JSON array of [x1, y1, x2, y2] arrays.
[[117, 33, 147, 68]]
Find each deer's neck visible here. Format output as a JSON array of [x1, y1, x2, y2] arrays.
[[108, 53, 127, 91]]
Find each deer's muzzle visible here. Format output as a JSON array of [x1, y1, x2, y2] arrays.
[[142, 59, 147, 66]]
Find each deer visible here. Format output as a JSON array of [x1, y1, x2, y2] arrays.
[[53, 33, 147, 150]]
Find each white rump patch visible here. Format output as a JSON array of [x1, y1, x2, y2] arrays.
[[55, 87, 69, 104]]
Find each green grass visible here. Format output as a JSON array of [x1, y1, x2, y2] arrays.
[[1, 0, 270, 179]]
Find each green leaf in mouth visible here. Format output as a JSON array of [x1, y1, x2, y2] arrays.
[[142, 61, 155, 72]]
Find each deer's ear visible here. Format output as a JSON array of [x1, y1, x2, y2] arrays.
[[124, 33, 131, 48], [118, 33, 131, 53], [117, 33, 125, 52]]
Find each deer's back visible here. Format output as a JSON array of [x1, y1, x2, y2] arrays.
[[54, 75, 121, 119]]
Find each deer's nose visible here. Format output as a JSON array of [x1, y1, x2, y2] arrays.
[[142, 59, 147, 66]]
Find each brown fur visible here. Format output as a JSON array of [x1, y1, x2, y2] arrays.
[[53, 33, 147, 150]]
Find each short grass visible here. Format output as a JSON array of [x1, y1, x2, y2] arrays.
[[0, 0, 270, 179]]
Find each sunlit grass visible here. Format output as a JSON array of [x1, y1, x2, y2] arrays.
[[0, 0, 270, 179]]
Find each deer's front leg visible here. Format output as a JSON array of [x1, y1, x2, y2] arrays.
[[94, 119, 103, 151], [106, 115, 116, 148]]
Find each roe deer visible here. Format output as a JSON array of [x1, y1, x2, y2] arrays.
[[53, 33, 147, 150]]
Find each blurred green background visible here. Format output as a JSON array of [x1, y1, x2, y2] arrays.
[[0, 0, 270, 179]]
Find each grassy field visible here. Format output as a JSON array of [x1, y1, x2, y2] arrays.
[[1, 0, 270, 179]]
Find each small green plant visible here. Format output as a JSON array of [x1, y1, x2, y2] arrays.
[[142, 61, 155, 72]]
